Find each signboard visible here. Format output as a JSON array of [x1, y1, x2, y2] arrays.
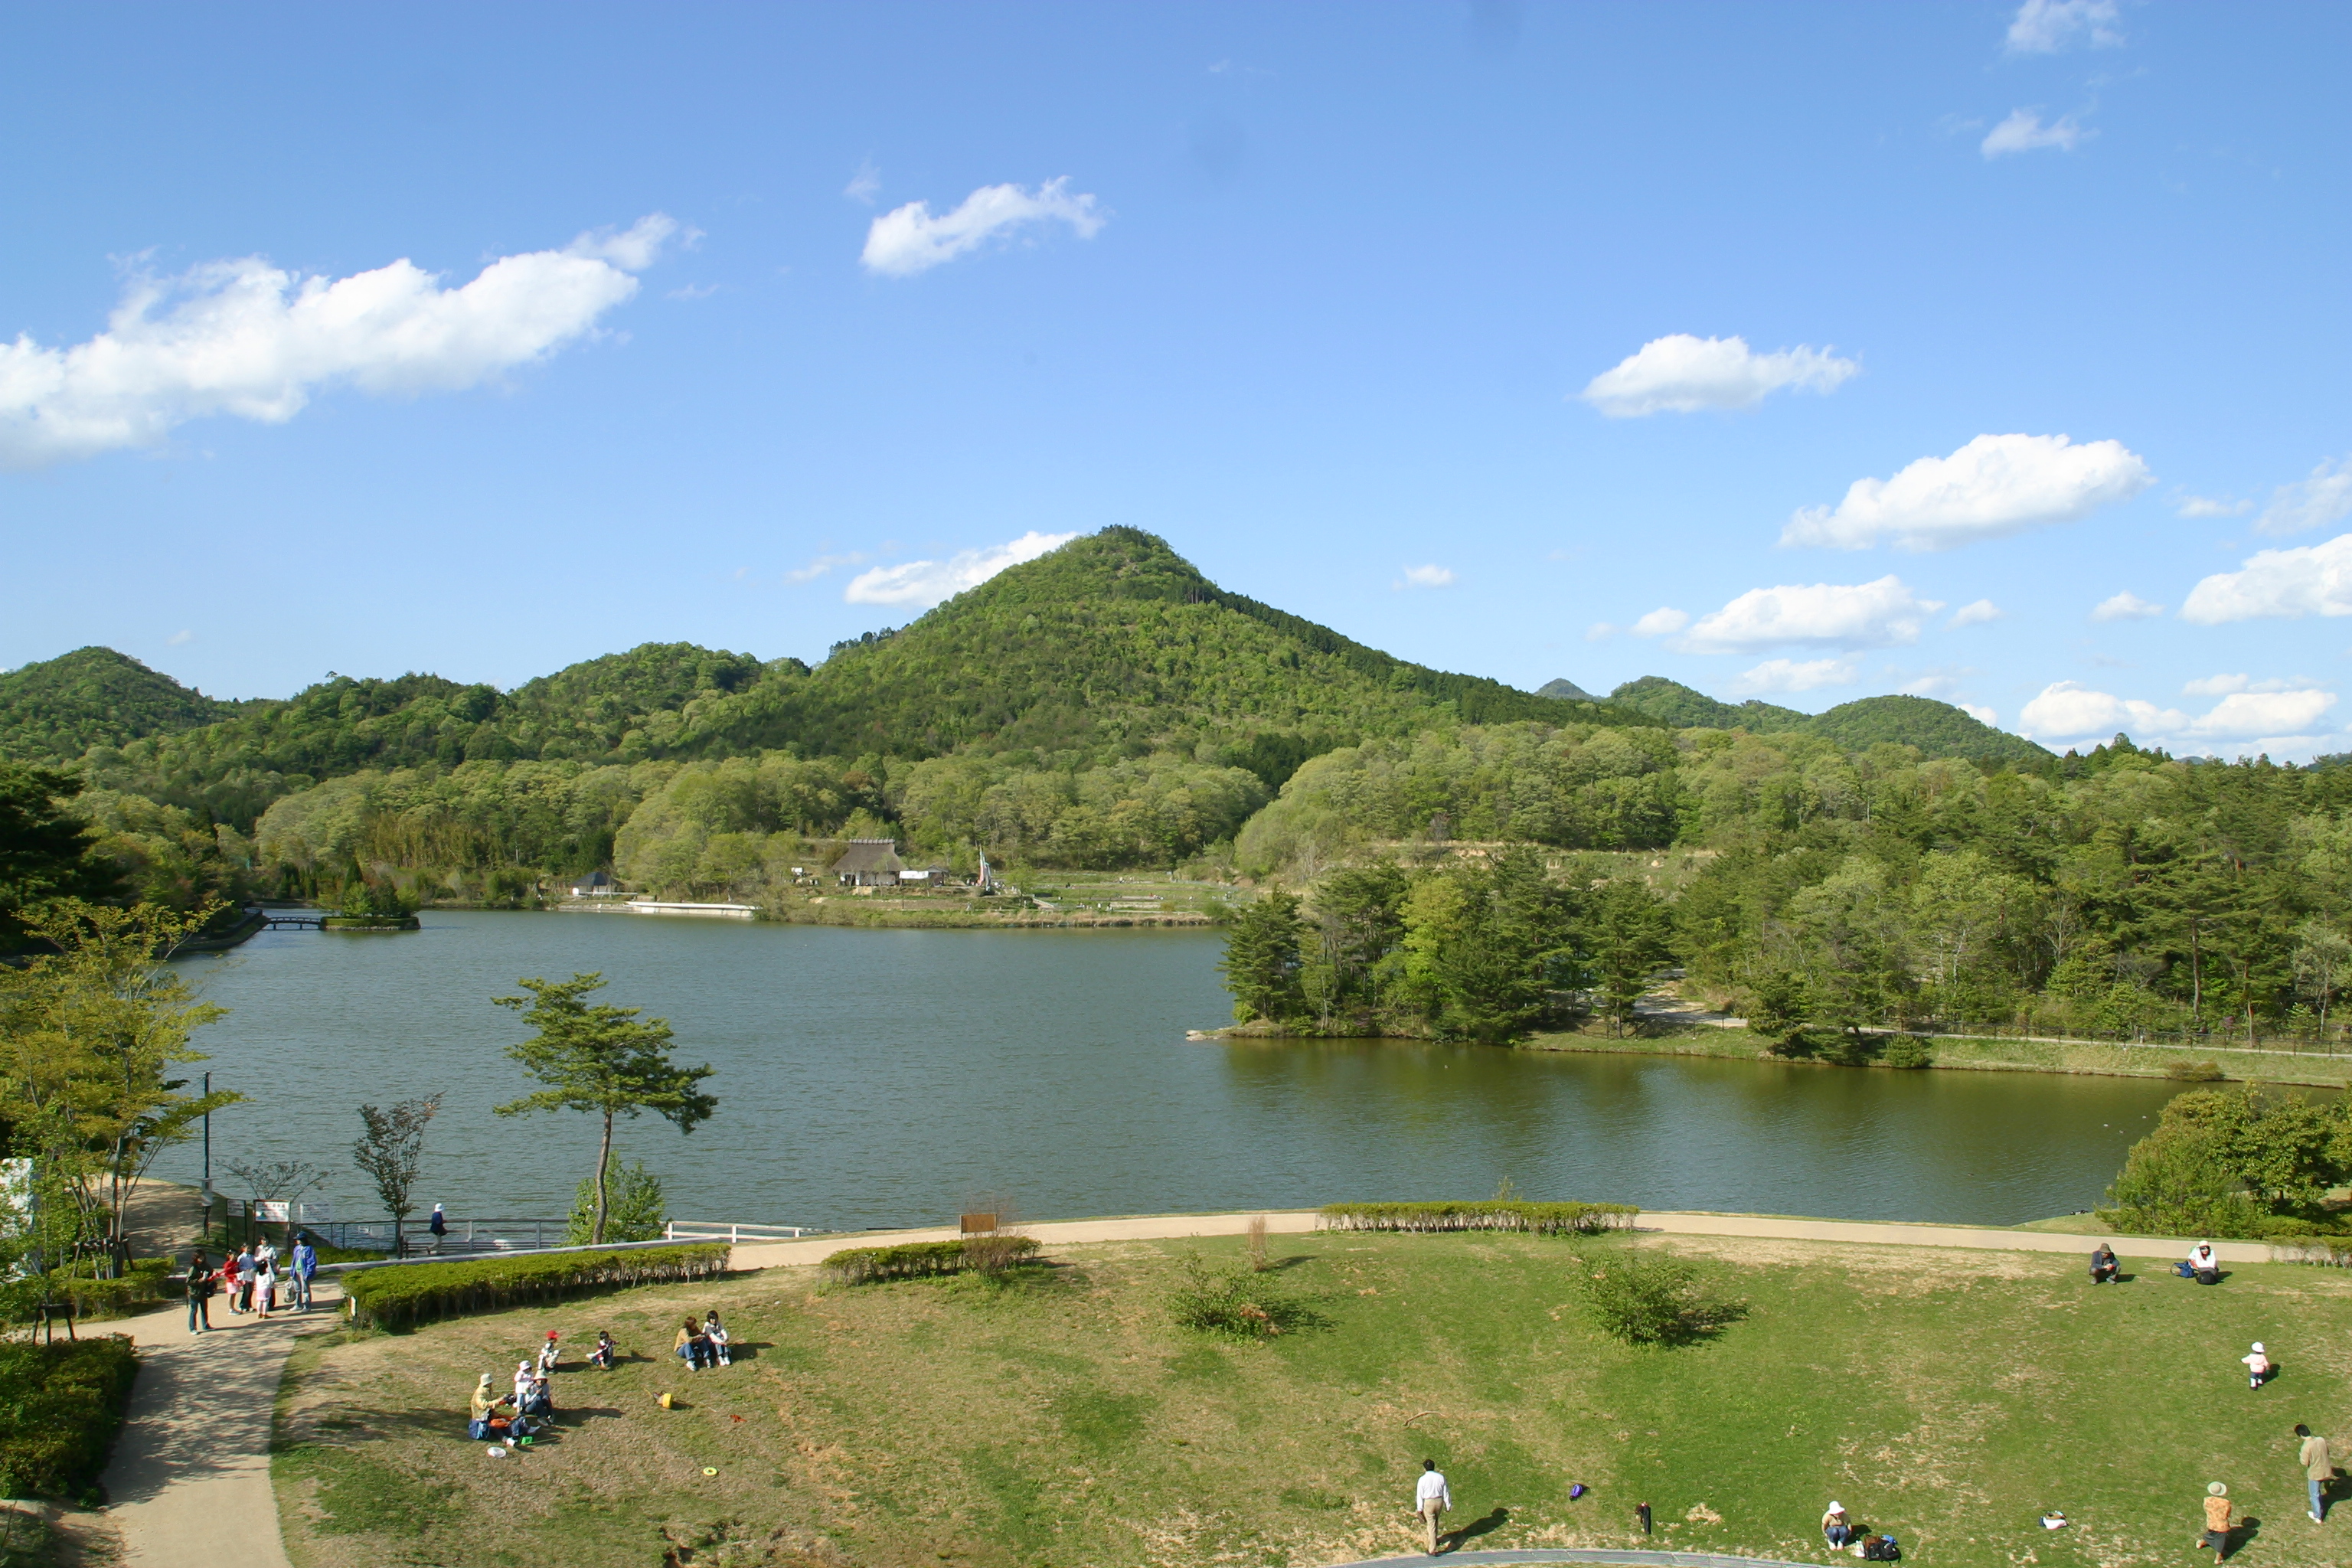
[[256, 1200, 291, 1223]]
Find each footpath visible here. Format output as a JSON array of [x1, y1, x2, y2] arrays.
[[95, 1285, 341, 1568], [92, 1207, 2279, 1568]]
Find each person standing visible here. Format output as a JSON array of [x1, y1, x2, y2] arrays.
[[428, 1204, 448, 1252], [2243, 1343, 2274, 1390], [2299, 1426, 2331, 1523], [2200, 1482, 2233, 1564], [185, 1252, 214, 1334], [228, 1246, 253, 1313], [250, 1253, 275, 1319], [289, 1236, 316, 1312], [1413, 1459, 1451, 1554]]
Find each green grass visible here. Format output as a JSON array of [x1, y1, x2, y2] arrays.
[[274, 1232, 2352, 1567]]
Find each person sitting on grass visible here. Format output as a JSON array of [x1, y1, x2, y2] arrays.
[[675, 1315, 710, 1370], [1821, 1502, 1854, 1547], [2243, 1342, 2274, 1390], [521, 1373, 554, 1419], [2089, 1245, 2120, 1284], [704, 1310, 731, 1367], [537, 1331, 560, 1374], [2200, 1482, 2233, 1563], [2177, 1243, 2221, 1284], [469, 1374, 509, 1440], [589, 1330, 617, 1370]]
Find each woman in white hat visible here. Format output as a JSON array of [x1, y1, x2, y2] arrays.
[[1821, 1501, 1853, 1548]]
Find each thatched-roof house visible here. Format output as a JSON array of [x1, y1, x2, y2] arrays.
[[831, 839, 906, 887]]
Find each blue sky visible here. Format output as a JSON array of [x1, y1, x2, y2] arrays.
[[4, 2, 2347, 759]]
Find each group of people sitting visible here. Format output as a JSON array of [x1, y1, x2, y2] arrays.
[[1821, 1503, 1900, 1560], [466, 1331, 567, 1446], [673, 1310, 731, 1370], [2089, 1241, 2224, 1286]]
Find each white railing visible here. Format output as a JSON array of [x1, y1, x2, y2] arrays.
[[664, 1220, 819, 1243]]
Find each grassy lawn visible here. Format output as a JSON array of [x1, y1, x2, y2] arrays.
[[275, 1232, 2352, 1567]]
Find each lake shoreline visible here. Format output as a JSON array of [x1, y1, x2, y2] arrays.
[[1197, 1021, 2352, 1089]]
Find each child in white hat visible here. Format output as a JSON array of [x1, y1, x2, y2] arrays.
[[2241, 1342, 2273, 1390]]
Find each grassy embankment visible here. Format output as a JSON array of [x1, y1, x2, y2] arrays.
[[1523, 1022, 2352, 1089], [275, 1230, 2352, 1567], [764, 871, 1237, 930]]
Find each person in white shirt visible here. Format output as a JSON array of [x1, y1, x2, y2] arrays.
[[2178, 1243, 2220, 1284], [2243, 1341, 2273, 1389], [1413, 1460, 1452, 1554]]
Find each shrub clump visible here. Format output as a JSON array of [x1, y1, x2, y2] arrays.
[[1579, 1254, 1746, 1348], [0, 1335, 139, 1502], [822, 1236, 1042, 1285], [1166, 1252, 1328, 1339], [1318, 1200, 1638, 1235], [341, 1243, 728, 1329]]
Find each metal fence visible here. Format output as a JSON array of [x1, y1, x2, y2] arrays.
[[663, 1220, 820, 1244], [283, 1216, 822, 1255]]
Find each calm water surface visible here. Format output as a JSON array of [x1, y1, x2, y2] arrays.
[[158, 911, 2186, 1230]]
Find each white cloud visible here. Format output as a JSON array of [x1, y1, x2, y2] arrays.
[[2180, 533, 2352, 623], [844, 162, 881, 204], [2005, 0, 2122, 54], [1577, 334, 1857, 417], [1784, 433, 2150, 551], [167, 629, 194, 646], [843, 531, 1077, 608], [1959, 703, 1999, 726], [2254, 456, 2352, 537], [1982, 109, 2089, 158], [1680, 576, 1943, 654], [0, 214, 677, 469], [860, 178, 1106, 278], [1730, 657, 1857, 695], [2176, 493, 2252, 519], [1583, 622, 1619, 641], [1396, 564, 1455, 590], [1630, 607, 1690, 638], [2090, 589, 2164, 622], [2019, 679, 2337, 748], [1949, 599, 2004, 628]]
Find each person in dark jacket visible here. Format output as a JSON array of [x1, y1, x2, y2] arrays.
[[2090, 1244, 2120, 1284], [185, 1252, 214, 1334]]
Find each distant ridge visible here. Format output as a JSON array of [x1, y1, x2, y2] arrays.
[[1609, 676, 2049, 764], [1537, 678, 1597, 701], [0, 646, 253, 761]]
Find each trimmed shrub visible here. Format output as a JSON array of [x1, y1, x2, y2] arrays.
[[1879, 1036, 1934, 1070], [1579, 1256, 1746, 1348], [822, 1236, 1041, 1285], [2164, 1060, 2226, 1082], [342, 1243, 729, 1329], [13, 1262, 178, 1324], [0, 1335, 139, 1501], [1165, 1253, 1328, 1339], [1318, 1200, 1638, 1236]]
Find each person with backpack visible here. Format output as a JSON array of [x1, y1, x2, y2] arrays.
[[185, 1251, 214, 1334]]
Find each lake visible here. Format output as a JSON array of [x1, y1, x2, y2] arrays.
[[158, 910, 2187, 1233]]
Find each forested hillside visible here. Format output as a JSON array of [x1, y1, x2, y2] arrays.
[[1610, 678, 2047, 765], [0, 647, 254, 760]]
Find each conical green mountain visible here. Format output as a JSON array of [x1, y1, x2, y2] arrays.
[[0, 646, 250, 761], [1610, 676, 2047, 764]]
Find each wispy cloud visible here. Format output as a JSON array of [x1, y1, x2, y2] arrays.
[[861, 178, 1106, 278], [1629, 608, 1690, 638], [843, 531, 1077, 607], [2091, 590, 2165, 622], [2254, 456, 2352, 537], [785, 550, 871, 585], [1982, 109, 2089, 158], [844, 162, 881, 204], [1730, 657, 1857, 695], [1578, 334, 1857, 417], [1784, 433, 2150, 551], [1395, 564, 1455, 590], [167, 629, 194, 646], [0, 215, 679, 469], [2005, 0, 2123, 54], [2175, 493, 2252, 519]]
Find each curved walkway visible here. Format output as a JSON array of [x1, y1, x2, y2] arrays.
[[99, 1286, 341, 1568]]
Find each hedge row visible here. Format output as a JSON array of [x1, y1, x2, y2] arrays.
[[822, 1236, 1041, 1285], [0, 1335, 139, 1502], [343, 1244, 731, 1329], [1318, 1201, 1641, 1235]]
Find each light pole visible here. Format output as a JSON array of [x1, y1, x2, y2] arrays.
[[200, 1070, 213, 1240]]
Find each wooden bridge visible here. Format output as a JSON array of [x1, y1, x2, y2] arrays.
[[260, 914, 327, 930]]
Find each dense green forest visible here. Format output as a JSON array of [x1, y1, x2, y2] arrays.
[[11, 527, 2346, 1045]]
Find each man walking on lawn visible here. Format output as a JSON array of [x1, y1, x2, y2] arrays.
[[2298, 1425, 2331, 1522], [1414, 1459, 1451, 1554]]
